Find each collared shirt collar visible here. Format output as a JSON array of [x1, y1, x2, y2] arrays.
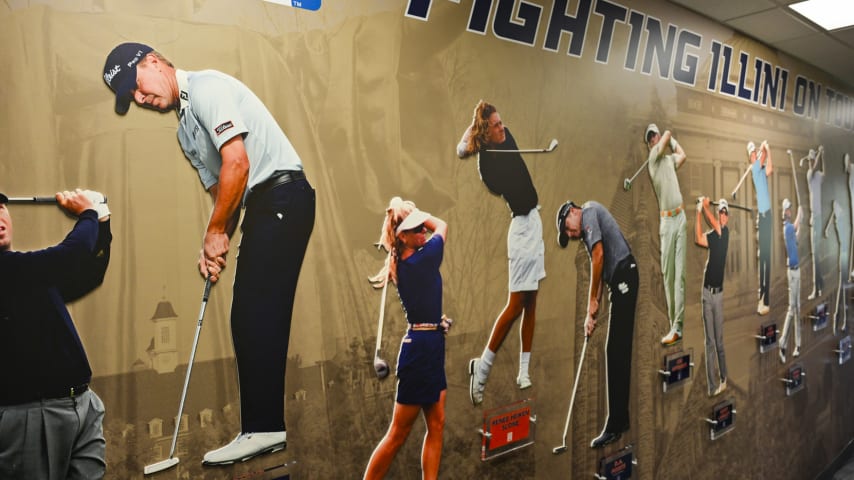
[[176, 69, 190, 117]]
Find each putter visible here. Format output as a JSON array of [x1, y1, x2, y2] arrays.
[[623, 159, 650, 191], [143, 277, 213, 475], [372, 251, 392, 379], [485, 138, 558, 153], [553, 336, 589, 454]]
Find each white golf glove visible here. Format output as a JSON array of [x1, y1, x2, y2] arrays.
[[440, 314, 453, 335], [82, 190, 111, 220], [670, 138, 679, 152]]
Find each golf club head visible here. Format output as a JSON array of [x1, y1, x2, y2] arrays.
[[623, 178, 631, 191], [374, 358, 390, 379], [144, 457, 179, 475], [552, 445, 568, 455], [547, 139, 559, 152]]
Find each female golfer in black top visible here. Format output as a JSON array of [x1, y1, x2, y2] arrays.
[[457, 100, 545, 406]]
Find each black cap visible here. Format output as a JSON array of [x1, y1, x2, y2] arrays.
[[556, 201, 578, 248], [0, 193, 6, 204], [103, 42, 154, 115]]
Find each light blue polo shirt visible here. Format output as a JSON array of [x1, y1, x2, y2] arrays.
[[175, 69, 302, 202], [751, 159, 770, 214]]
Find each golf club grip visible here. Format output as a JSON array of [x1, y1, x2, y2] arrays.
[[202, 277, 212, 302], [8, 196, 57, 204]]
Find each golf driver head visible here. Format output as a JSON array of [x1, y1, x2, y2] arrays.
[[374, 358, 390, 379], [552, 445, 568, 455], [623, 178, 631, 191]]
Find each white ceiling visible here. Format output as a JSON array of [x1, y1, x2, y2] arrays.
[[668, 0, 854, 90]]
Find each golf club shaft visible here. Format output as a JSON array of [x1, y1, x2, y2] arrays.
[[711, 201, 752, 213], [485, 139, 557, 153], [374, 251, 392, 354], [8, 196, 58, 204], [167, 277, 212, 459], [787, 150, 802, 206], [731, 163, 753, 198], [8, 195, 109, 204], [558, 337, 589, 446], [628, 159, 650, 184]]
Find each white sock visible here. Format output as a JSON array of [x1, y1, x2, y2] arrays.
[[519, 351, 531, 377], [479, 349, 495, 377]]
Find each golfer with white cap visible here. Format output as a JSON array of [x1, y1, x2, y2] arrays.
[[364, 197, 449, 480], [695, 197, 730, 396], [780, 198, 804, 363], [644, 123, 687, 346], [556, 200, 638, 448], [748, 140, 774, 314]]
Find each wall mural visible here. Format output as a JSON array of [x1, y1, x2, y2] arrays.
[[0, 0, 853, 479]]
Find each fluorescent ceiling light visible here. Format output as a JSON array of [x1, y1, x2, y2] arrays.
[[790, 0, 854, 31]]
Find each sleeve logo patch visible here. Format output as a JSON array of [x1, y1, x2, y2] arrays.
[[214, 121, 234, 136]]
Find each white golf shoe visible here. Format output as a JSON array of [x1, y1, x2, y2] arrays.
[[516, 372, 532, 390], [468, 359, 487, 406], [203, 431, 286, 465]]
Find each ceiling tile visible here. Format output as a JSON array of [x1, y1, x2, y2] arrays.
[[831, 26, 854, 47], [773, 33, 852, 76], [669, 0, 776, 22], [726, 8, 818, 43]]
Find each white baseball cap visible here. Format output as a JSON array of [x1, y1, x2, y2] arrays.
[[782, 198, 792, 211], [717, 199, 728, 213], [644, 123, 660, 143]]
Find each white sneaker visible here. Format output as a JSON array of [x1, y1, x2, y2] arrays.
[[203, 431, 286, 465], [468, 359, 486, 406], [779, 348, 786, 364], [793, 347, 800, 358], [757, 303, 770, 316], [516, 372, 532, 390]]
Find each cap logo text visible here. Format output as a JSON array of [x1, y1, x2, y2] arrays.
[[104, 64, 121, 86]]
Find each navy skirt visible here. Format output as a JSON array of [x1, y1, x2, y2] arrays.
[[395, 330, 447, 405]]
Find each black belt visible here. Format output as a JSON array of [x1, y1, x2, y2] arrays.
[[252, 170, 305, 195], [705, 285, 723, 294], [789, 266, 799, 271], [0, 383, 89, 406]]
